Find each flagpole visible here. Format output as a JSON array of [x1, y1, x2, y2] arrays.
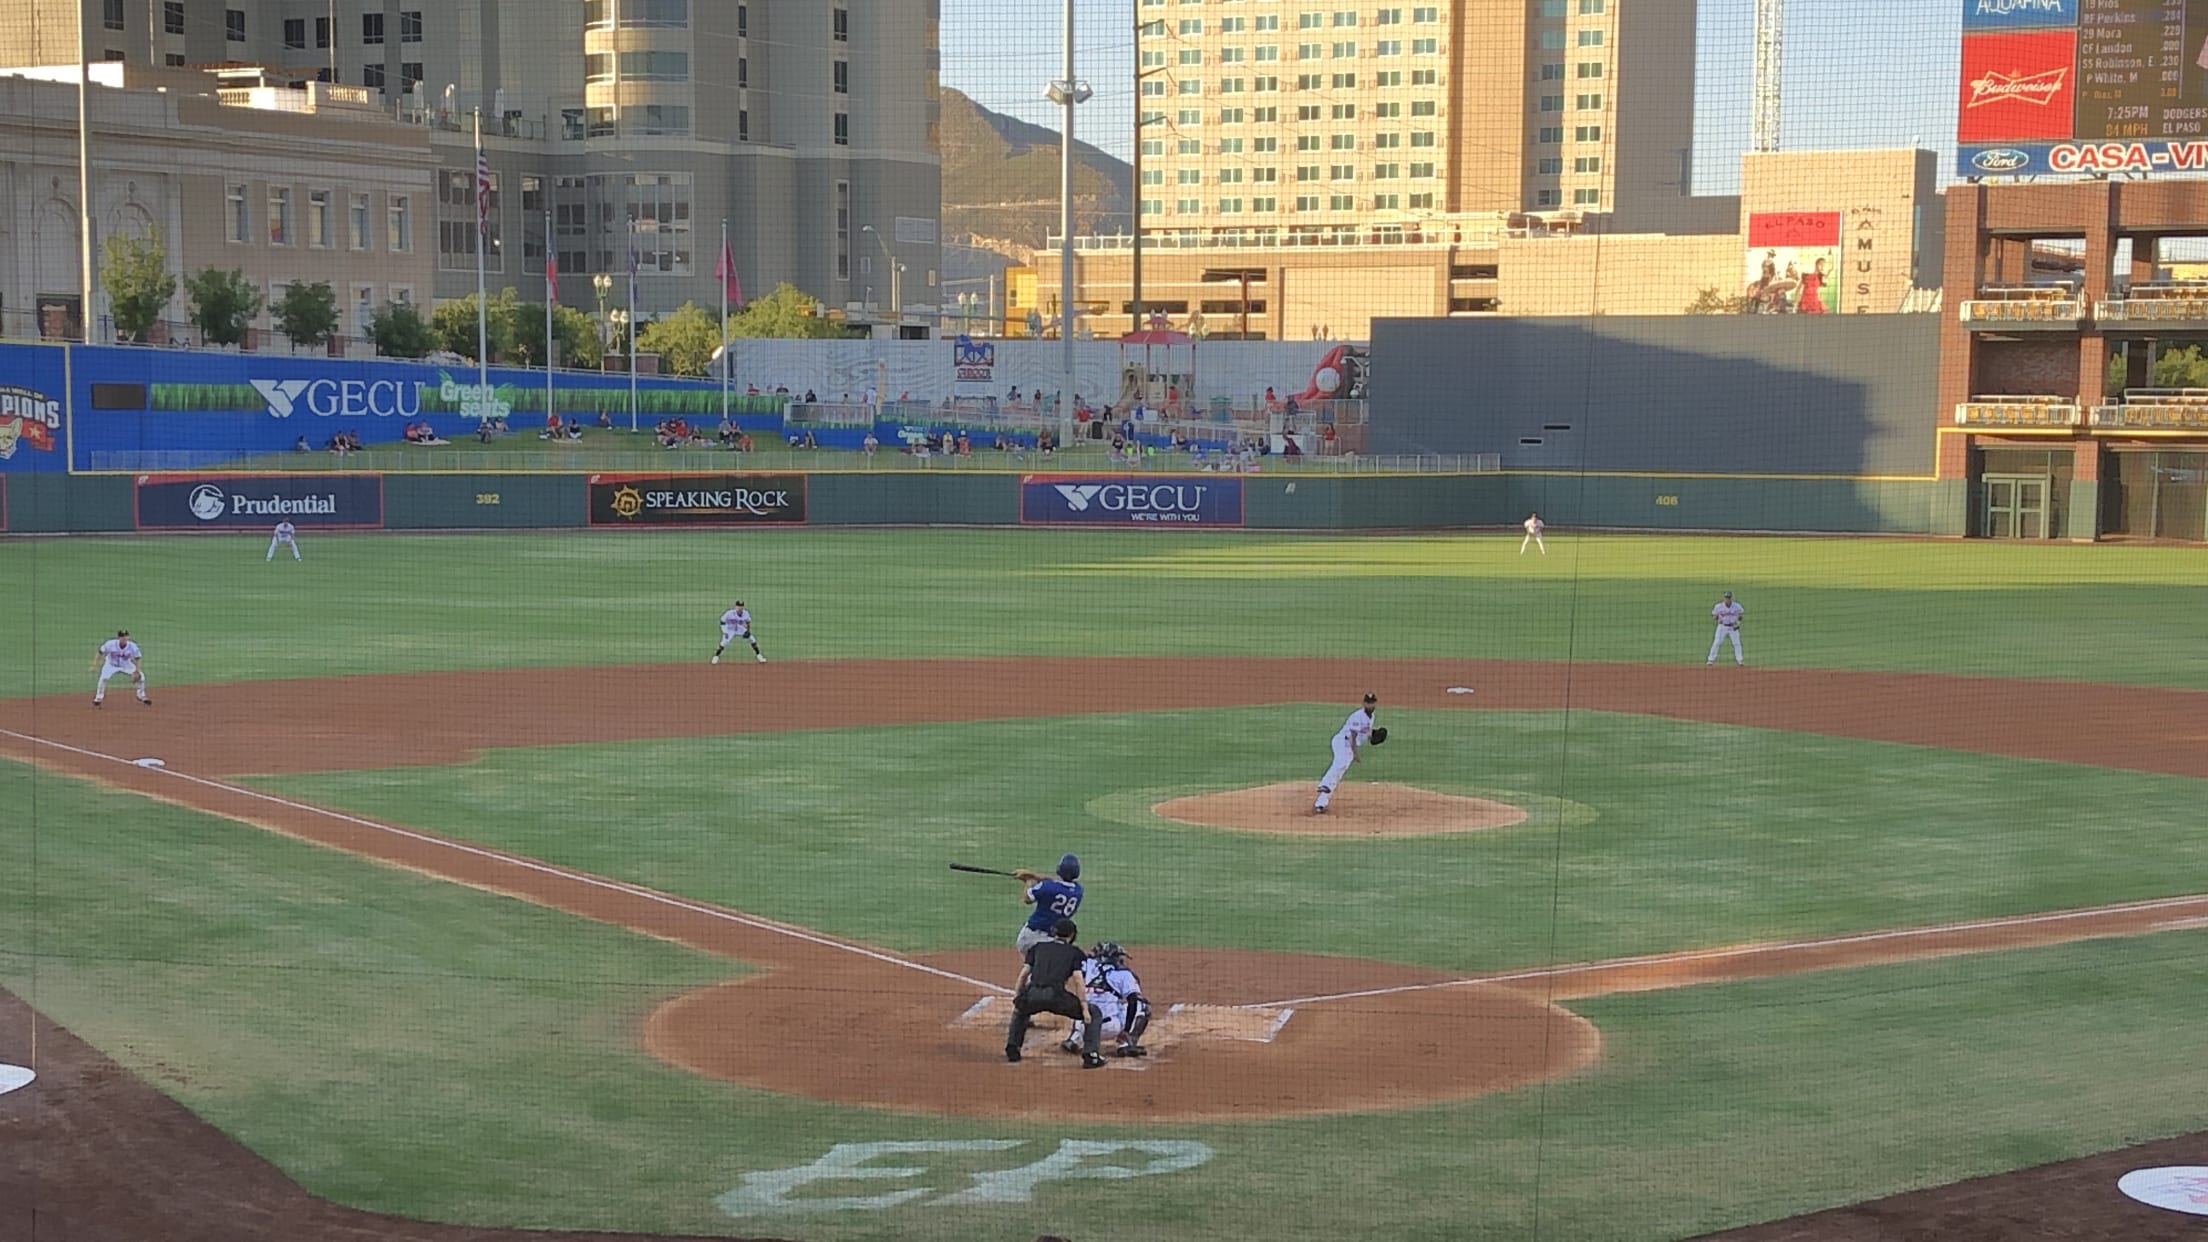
[[627, 220, 638, 433], [719, 217, 730, 427], [473, 110, 488, 402], [544, 204, 554, 426]]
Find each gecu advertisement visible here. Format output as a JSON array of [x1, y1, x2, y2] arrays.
[[587, 474, 809, 526], [135, 475, 386, 530], [1019, 475, 1246, 527]]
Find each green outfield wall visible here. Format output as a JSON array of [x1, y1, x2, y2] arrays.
[[3, 471, 1965, 536]]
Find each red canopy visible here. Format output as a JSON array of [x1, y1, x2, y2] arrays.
[[1119, 329, 1193, 346]]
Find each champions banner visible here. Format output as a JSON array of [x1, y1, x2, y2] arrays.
[[135, 474, 385, 530], [587, 473, 809, 526], [1019, 475, 1245, 527]]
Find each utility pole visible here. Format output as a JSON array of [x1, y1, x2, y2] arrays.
[[1046, 2, 1091, 442]]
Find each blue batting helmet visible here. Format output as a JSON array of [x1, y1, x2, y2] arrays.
[[1057, 853, 1081, 881]]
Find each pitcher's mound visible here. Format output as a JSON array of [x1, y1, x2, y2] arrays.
[[1153, 781, 1528, 836]]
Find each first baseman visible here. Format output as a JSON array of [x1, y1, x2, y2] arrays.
[[712, 601, 765, 664], [266, 519, 301, 561], [1521, 513, 1546, 555], [1314, 693, 1378, 814], [1708, 591, 1744, 666], [91, 629, 149, 707]]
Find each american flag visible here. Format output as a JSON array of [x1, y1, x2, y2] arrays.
[[715, 237, 743, 306], [545, 250, 558, 301], [475, 141, 491, 236]]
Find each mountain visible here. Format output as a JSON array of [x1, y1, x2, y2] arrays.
[[939, 87, 1132, 261]]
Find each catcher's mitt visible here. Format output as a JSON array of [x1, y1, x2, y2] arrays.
[[1368, 727, 1389, 746]]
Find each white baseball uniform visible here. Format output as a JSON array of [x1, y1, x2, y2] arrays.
[[1708, 598, 1744, 665], [1069, 959, 1145, 1045], [1521, 515, 1545, 555], [94, 637, 147, 704], [266, 520, 300, 561], [1314, 706, 1375, 811], [720, 607, 752, 643]]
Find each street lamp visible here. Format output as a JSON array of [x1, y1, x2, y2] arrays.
[[859, 224, 906, 340], [591, 273, 612, 354]]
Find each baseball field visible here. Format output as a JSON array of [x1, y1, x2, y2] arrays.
[[6, 528, 2208, 1241]]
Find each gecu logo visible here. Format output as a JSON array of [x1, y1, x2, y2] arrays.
[[251, 378, 423, 419], [1054, 483, 1209, 513]]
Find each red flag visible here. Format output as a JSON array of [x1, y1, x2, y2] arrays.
[[715, 238, 743, 305], [545, 250, 558, 301]]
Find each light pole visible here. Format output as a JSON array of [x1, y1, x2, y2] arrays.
[[860, 224, 906, 339], [1046, 0, 1091, 441], [1133, 16, 1171, 332], [591, 273, 612, 358]]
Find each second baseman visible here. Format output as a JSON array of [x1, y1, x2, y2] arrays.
[[713, 601, 765, 664], [1708, 591, 1744, 666]]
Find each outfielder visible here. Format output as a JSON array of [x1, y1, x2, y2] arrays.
[[1063, 941, 1151, 1058], [1708, 591, 1744, 666], [91, 629, 150, 707], [1521, 513, 1545, 555], [1314, 693, 1381, 815], [266, 519, 301, 561], [712, 601, 765, 664]]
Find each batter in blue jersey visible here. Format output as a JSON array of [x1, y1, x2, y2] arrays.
[[1012, 853, 1083, 957]]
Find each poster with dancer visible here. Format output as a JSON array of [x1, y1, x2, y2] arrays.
[[1744, 213, 1841, 314]]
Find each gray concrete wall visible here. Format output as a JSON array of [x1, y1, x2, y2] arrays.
[[1369, 314, 1941, 477]]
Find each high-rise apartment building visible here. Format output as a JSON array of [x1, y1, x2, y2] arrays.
[[1134, 0, 1697, 240], [0, 0, 945, 332]]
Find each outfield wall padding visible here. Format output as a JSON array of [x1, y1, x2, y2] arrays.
[[384, 475, 586, 530], [5, 471, 1962, 535]]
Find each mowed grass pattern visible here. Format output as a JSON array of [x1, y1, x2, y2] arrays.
[[10, 531, 2208, 696]]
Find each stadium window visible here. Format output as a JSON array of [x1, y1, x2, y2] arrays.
[[164, 1, 183, 34], [362, 12, 383, 43], [102, 0, 123, 31]]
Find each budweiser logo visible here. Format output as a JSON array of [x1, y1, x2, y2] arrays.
[[1966, 67, 2067, 108]]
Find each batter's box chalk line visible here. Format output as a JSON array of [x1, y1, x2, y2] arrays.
[[949, 997, 1295, 1047]]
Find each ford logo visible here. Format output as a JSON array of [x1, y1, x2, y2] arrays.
[[1972, 148, 2031, 172]]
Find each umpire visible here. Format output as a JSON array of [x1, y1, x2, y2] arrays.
[[1006, 918, 1106, 1069]]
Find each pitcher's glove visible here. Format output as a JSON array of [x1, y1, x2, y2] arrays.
[[1368, 727, 1388, 746]]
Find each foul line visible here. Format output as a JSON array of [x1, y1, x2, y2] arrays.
[[0, 727, 1008, 995], [1243, 892, 2208, 1010]]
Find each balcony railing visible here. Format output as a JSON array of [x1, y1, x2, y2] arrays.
[[2090, 390, 2208, 429], [1954, 396, 2081, 427], [2094, 283, 2208, 323], [1958, 285, 2084, 327], [1046, 226, 1559, 253]]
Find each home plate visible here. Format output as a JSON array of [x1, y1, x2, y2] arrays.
[[1445, 687, 1475, 695], [0, 1064, 35, 1096], [133, 758, 166, 768], [950, 996, 1293, 1054]]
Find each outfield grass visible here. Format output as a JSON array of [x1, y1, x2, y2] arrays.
[[11, 531, 2208, 699], [255, 708, 2208, 971], [12, 756, 2208, 1241]]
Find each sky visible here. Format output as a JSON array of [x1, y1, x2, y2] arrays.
[[939, 0, 1965, 196]]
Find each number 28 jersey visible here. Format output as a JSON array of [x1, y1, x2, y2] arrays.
[[1024, 878, 1083, 931]]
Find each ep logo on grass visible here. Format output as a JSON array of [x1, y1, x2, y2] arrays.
[[716, 1138, 1214, 1215]]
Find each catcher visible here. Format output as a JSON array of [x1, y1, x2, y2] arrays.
[[1313, 692, 1386, 814], [1063, 941, 1152, 1058]]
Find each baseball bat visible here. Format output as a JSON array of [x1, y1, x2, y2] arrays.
[[949, 863, 1016, 876]]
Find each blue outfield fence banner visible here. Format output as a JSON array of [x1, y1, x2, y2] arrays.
[[135, 474, 386, 530], [0, 344, 71, 474], [1019, 475, 1246, 527], [586, 473, 809, 526]]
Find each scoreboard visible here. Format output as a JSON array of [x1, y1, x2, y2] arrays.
[[1959, 0, 2208, 174]]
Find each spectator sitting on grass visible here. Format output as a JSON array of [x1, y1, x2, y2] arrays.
[[566, 422, 583, 441], [801, 429, 819, 449], [717, 417, 738, 445], [862, 432, 878, 457], [477, 421, 496, 443], [294, 435, 311, 453], [738, 432, 754, 453], [597, 409, 612, 429], [957, 433, 972, 456], [541, 412, 563, 440], [1282, 435, 1303, 459]]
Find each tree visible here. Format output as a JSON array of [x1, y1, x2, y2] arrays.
[[637, 301, 723, 376], [271, 280, 340, 351], [1684, 286, 1751, 314], [2152, 343, 2208, 389], [183, 267, 263, 348], [724, 282, 861, 340], [368, 300, 436, 359], [431, 289, 521, 362], [510, 301, 603, 370], [101, 228, 176, 343]]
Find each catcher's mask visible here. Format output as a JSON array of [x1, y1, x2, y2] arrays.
[[1092, 941, 1128, 969]]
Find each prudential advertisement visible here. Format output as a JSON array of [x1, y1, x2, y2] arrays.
[[1019, 475, 1246, 527]]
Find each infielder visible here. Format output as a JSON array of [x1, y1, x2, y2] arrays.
[[712, 601, 765, 664], [1063, 941, 1151, 1059], [1314, 693, 1379, 815], [91, 629, 150, 707], [1012, 854, 1083, 958], [1708, 591, 1744, 666], [266, 519, 301, 561], [1521, 512, 1545, 555]]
